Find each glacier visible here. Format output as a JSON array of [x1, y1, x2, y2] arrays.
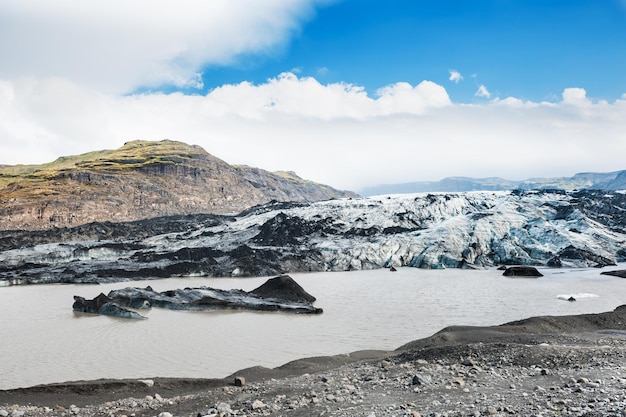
[[1, 189, 625, 285]]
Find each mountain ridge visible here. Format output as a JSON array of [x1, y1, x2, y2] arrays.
[[0, 140, 357, 231], [359, 170, 626, 196]]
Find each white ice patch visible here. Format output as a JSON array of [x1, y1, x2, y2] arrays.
[[557, 293, 600, 301]]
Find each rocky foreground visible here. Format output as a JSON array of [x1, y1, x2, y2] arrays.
[[2, 307, 625, 417]]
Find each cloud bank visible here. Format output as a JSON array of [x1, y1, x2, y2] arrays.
[[0, 0, 328, 94], [0, 1, 624, 191], [1, 74, 624, 191]]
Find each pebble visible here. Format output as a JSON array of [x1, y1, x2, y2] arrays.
[[216, 402, 232, 414], [251, 399, 265, 409], [138, 379, 154, 387], [412, 374, 430, 386]]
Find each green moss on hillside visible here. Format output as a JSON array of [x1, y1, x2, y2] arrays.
[[273, 170, 340, 192], [0, 140, 208, 191], [0, 140, 209, 201]]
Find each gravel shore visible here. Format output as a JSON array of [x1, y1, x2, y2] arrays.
[[2, 308, 625, 417]]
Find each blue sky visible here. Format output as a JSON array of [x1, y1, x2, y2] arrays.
[[179, 0, 626, 102], [0, 0, 625, 191]]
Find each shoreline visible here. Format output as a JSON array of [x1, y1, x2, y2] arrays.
[[2, 306, 625, 416]]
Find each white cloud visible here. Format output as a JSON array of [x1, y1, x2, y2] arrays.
[[317, 67, 330, 76], [562, 87, 591, 106], [0, 0, 327, 94], [475, 84, 491, 99], [206, 73, 450, 120], [1, 75, 625, 191], [449, 70, 463, 83], [375, 81, 451, 115]]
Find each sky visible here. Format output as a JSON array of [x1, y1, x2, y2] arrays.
[[0, 0, 625, 192]]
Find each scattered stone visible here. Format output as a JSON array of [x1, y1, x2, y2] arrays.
[[251, 400, 265, 410], [451, 377, 465, 387], [234, 376, 246, 387], [412, 374, 431, 386], [484, 405, 498, 415], [138, 379, 154, 387], [461, 358, 477, 367], [216, 402, 232, 414]]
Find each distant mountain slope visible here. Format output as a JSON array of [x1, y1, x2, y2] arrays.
[[0, 140, 356, 231], [593, 170, 626, 190], [235, 167, 353, 203], [359, 171, 626, 196]]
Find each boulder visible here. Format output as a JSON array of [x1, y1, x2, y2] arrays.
[[502, 266, 543, 278], [601, 270, 626, 278], [249, 275, 316, 302]]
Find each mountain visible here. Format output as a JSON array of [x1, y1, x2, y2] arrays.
[[235, 166, 355, 203], [592, 170, 626, 190], [359, 171, 626, 196], [0, 140, 356, 231], [2, 189, 625, 285]]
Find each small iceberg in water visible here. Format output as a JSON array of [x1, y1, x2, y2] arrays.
[[557, 293, 600, 302]]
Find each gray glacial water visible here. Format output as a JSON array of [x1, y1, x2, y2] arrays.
[[0, 266, 624, 390]]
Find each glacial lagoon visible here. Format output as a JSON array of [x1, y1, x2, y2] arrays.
[[0, 266, 624, 390]]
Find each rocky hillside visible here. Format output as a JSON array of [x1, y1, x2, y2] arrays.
[[2, 189, 625, 285], [0, 140, 356, 231]]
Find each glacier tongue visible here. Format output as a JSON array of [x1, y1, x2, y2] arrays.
[[1, 189, 625, 285]]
